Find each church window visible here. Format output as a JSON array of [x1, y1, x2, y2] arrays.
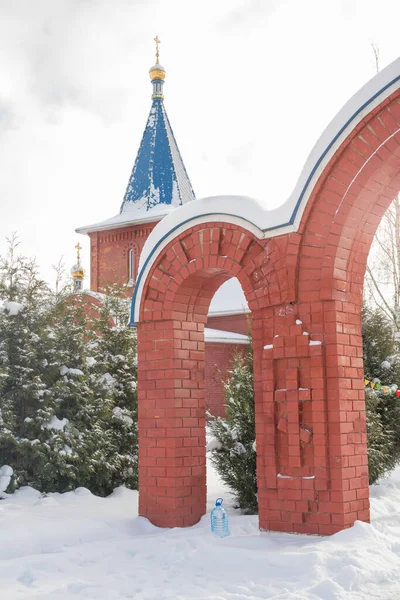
[[128, 248, 135, 286]]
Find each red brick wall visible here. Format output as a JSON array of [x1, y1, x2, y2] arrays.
[[206, 312, 249, 335], [88, 222, 158, 294], [205, 342, 247, 417]]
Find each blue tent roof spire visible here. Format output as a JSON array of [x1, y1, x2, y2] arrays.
[[120, 39, 196, 215]]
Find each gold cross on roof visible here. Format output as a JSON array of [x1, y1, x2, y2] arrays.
[[75, 242, 82, 264], [154, 35, 161, 63]]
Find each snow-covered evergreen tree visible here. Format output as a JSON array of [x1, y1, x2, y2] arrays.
[[85, 286, 138, 493], [362, 305, 400, 382], [20, 291, 138, 496], [208, 345, 257, 514], [0, 239, 138, 496], [365, 387, 398, 484], [0, 236, 53, 489], [20, 296, 110, 494], [362, 305, 400, 482]]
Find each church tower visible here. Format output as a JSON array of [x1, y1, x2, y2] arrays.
[[76, 37, 195, 292]]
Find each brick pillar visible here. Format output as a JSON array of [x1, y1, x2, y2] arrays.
[[253, 301, 369, 534], [137, 318, 206, 527], [322, 300, 370, 532]]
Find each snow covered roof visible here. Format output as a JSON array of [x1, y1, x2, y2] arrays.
[[76, 203, 177, 235], [204, 327, 249, 344], [120, 96, 195, 213], [76, 70, 195, 235]]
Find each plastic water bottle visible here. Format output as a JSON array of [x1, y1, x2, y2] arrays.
[[211, 497, 229, 537]]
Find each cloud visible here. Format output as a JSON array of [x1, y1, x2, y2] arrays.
[[217, 0, 283, 31], [0, 0, 156, 123], [226, 142, 255, 173]]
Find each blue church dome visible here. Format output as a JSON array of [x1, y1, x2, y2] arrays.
[[120, 39, 195, 214]]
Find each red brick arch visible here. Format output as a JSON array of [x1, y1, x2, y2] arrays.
[[137, 222, 296, 527], [136, 80, 400, 535], [139, 222, 296, 320]]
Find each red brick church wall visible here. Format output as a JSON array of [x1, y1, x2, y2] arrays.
[[88, 222, 157, 293]]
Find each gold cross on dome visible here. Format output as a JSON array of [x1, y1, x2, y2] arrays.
[[75, 242, 82, 263], [154, 35, 161, 63]]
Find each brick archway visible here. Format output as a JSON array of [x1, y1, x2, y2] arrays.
[[134, 62, 400, 534], [136, 222, 294, 527]]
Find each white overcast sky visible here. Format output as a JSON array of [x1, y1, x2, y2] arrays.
[[1, 0, 400, 286]]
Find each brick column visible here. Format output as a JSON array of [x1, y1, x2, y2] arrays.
[[137, 318, 206, 527], [322, 300, 370, 532], [253, 301, 369, 535]]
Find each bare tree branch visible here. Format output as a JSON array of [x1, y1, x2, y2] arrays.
[[366, 264, 398, 324], [371, 42, 380, 74]]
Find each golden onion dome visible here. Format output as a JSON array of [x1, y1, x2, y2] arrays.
[[71, 263, 85, 279], [149, 63, 166, 81]]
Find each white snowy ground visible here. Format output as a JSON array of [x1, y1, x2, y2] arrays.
[[1, 464, 400, 599]]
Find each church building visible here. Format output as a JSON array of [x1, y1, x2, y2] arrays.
[[76, 40, 249, 415]]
